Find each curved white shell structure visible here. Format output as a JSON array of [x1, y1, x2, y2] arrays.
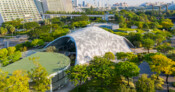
[[46, 27, 133, 65]]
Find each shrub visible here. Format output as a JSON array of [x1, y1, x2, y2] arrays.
[[113, 32, 128, 36], [0, 48, 8, 58], [1, 58, 10, 66], [151, 74, 164, 90], [8, 51, 22, 63], [170, 89, 175, 92], [103, 52, 115, 60], [172, 82, 175, 87], [116, 52, 139, 64], [46, 46, 57, 52], [7, 47, 16, 56], [15, 41, 32, 51], [31, 39, 45, 47], [116, 84, 136, 92]]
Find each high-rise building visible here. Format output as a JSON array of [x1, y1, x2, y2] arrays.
[[0, 0, 42, 25], [98, 1, 101, 7], [34, 0, 44, 14], [83, 1, 86, 7], [74, 0, 78, 7], [42, 0, 73, 12]]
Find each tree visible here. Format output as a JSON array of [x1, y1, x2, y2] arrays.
[[116, 84, 136, 92], [24, 22, 39, 30], [28, 57, 50, 92], [89, 57, 114, 87], [7, 47, 16, 56], [66, 64, 88, 85], [150, 54, 172, 80], [162, 57, 175, 91], [115, 61, 140, 86], [136, 74, 155, 92], [0, 70, 29, 92], [31, 39, 44, 47], [160, 19, 174, 30], [8, 51, 22, 63], [157, 42, 174, 54], [7, 70, 30, 92], [103, 52, 115, 60], [0, 27, 8, 36], [0, 48, 8, 59], [8, 25, 15, 37], [73, 15, 89, 22], [154, 34, 166, 46], [142, 38, 154, 53], [0, 69, 8, 91], [143, 23, 149, 29], [127, 33, 143, 48]]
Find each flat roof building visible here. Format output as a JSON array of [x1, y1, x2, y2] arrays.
[[2, 52, 70, 90], [42, 0, 74, 13], [0, 0, 42, 25]]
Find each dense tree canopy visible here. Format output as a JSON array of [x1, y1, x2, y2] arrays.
[[67, 64, 89, 85], [115, 61, 140, 85], [136, 74, 155, 92]]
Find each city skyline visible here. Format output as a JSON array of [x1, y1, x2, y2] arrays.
[[78, 0, 174, 6]]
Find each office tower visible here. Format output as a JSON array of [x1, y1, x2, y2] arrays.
[[34, 0, 44, 14], [42, 0, 73, 13], [74, 0, 78, 7], [83, 1, 86, 7], [98, 1, 101, 7], [0, 0, 42, 25]]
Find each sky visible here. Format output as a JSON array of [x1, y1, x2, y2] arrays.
[[78, 0, 174, 6]]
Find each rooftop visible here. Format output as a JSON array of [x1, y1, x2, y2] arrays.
[[2, 52, 70, 75]]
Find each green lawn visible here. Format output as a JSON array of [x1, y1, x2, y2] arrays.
[[2, 52, 70, 75]]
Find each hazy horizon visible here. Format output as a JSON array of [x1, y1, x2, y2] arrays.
[[78, 0, 174, 6]]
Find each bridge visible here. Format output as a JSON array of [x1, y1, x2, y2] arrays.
[[43, 14, 115, 21]]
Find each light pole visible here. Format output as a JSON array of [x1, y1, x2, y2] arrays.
[[50, 78, 53, 92]]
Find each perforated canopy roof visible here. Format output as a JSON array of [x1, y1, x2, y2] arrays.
[[46, 27, 133, 65]]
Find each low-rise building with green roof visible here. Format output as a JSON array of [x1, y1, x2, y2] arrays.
[[2, 52, 70, 91]]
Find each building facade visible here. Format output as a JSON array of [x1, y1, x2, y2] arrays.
[[42, 0, 73, 13], [0, 0, 42, 25], [74, 0, 78, 7], [34, 0, 44, 14]]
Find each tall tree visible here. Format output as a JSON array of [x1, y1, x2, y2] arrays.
[[89, 57, 114, 87], [7, 70, 30, 92], [8, 25, 15, 37], [162, 57, 175, 91], [156, 42, 174, 54], [66, 64, 88, 85], [142, 38, 155, 53], [115, 61, 140, 86], [28, 57, 50, 92], [160, 19, 174, 30], [136, 74, 155, 92], [0, 27, 8, 36], [0, 69, 8, 91], [0, 70, 30, 92], [150, 54, 172, 80]]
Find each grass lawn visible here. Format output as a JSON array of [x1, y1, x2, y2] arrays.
[[2, 52, 70, 75]]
